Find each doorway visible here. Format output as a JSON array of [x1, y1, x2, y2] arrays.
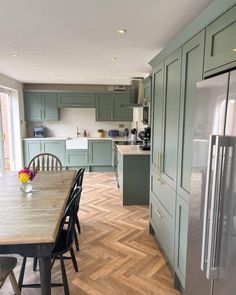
[[0, 91, 13, 173]]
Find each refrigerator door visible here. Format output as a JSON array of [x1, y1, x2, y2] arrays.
[[213, 71, 236, 295], [185, 73, 229, 295]]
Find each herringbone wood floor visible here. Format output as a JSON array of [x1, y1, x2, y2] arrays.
[[1, 172, 179, 295]]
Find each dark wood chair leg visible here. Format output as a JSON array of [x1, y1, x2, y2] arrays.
[[51, 257, 56, 270], [33, 257, 38, 271], [60, 255, 70, 295], [18, 257, 27, 290], [9, 271, 21, 295], [73, 227, 80, 251], [76, 217, 81, 234], [70, 248, 78, 272]]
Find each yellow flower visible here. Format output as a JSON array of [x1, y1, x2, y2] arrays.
[[19, 173, 30, 183]]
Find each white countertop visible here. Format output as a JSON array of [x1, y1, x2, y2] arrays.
[[117, 145, 150, 156], [22, 136, 140, 142]]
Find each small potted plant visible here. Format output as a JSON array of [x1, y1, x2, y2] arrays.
[[97, 129, 104, 138]]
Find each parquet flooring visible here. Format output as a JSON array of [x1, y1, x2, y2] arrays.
[[1, 172, 180, 295]]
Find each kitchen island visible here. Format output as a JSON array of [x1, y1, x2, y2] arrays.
[[116, 145, 150, 205]]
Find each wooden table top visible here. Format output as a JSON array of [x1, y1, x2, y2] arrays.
[[0, 171, 75, 245]]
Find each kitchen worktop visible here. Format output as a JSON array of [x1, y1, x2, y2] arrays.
[[22, 136, 140, 142], [116, 145, 150, 155]]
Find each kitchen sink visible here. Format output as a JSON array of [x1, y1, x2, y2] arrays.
[[66, 137, 88, 149]]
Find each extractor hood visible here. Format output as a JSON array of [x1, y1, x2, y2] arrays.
[[128, 79, 144, 107]]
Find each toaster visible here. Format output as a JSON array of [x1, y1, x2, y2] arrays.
[[108, 130, 120, 138], [33, 126, 46, 138]]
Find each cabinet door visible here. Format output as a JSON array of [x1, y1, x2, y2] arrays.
[[24, 141, 42, 166], [177, 31, 205, 202], [42, 93, 59, 121], [66, 150, 88, 167], [161, 49, 182, 189], [58, 92, 95, 107], [143, 76, 151, 102], [42, 141, 65, 166], [96, 93, 112, 121], [88, 140, 112, 166], [112, 93, 133, 121], [174, 194, 189, 288], [204, 5, 236, 74], [151, 63, 164, 173], [24, 92, 42, 121]]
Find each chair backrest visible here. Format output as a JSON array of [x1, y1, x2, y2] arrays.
[[28, 153, 62, 171], [53, 186, 82, 251], [68, 168, 85, 203]]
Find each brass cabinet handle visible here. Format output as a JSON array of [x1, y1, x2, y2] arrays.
[[154, 208, 163, 218]]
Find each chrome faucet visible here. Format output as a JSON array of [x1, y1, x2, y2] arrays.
[[76, 127, 80, 137]]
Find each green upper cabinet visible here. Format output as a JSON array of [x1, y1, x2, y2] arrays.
[[58, 92, 96, 107], [96, 93, 112, 120], [112, 93, 133, 121], [96, 92, 132, 121], [24, 92, 59, 121], [204, 5, 236, 74], [161, 48, 182, 189], [143, 76, 152, 102], [88, 140, 113, 166], [151, 63, 164, 173], [177, 31, 205, 202]]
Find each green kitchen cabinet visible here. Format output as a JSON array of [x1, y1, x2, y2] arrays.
[[58, 92, 96, 108], [143, 76, 152, 102], [177, 31, 205, 202], [65, 150, 88, 168], [88, 140, 113, 166], [151, 62, 164, 174], [174, 194, 189, 288], [24, 92, 59, 121], [150, 192, 175, 265], [23, 140, 65, 167], [112, 93, 133, 121], [204, 5, 236, 75], [161, 48, 182, 189], [96, 93, 112, 121], [96, 92, 132, 121], [117, 149, 150, 205]]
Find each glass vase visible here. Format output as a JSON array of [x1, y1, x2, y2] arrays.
[[20, 181, 33, 193]]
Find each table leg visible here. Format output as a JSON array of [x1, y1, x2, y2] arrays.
[[39, 256, 51, 295]]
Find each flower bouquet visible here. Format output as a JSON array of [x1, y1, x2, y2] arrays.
[[18, 168, 37, 193]]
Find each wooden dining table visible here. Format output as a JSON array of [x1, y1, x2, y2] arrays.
[[0, 170, 75, 295]]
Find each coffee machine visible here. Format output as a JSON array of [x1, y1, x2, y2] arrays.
[[138, 127, 151, 150]]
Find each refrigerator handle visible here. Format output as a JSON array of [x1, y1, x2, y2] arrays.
[[200, 135, 214, 272]]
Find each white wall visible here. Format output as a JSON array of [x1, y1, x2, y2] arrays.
[[27, 108, 133, 138]]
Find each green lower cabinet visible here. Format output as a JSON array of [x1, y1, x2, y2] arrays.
[[66, 150, 88, 168], [117, 150, 150, 205], [23, 140, 65, 167], [174, 194, 189, 288], [150, 193, 175, 265], [88, 140, 113, 167]]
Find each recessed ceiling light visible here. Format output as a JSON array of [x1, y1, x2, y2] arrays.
[[12, 53, 19, 57], [106, 71, 111, 74], [117, 29, 127, 35], [233, 48, 236, 52], [112, 57, 117, 61]]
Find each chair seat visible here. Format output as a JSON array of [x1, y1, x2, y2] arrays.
[[0, 257, 17, 288]]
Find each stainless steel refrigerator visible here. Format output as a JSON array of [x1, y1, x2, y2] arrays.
[[185, 70, 236, 295]]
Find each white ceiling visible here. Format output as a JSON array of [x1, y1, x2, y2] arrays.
[[0, 0, 213, 85]]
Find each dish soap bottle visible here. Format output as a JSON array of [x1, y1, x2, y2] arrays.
[[83, 129, 88, 137]]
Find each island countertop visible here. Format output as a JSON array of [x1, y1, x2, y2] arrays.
[[117, 145, 150, 155]]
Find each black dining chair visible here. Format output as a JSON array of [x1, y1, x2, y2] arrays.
[[19, 187, 82, 295], [0, 256, 21, 295]]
